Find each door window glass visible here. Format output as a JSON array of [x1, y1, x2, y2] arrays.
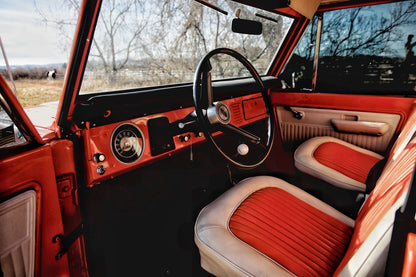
[[279, 16, 318, 90], [318, 1, 416, 94], [281, 1, 416, 94]]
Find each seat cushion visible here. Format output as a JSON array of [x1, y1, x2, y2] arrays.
[[194, 176, 354, 276], [229, 187, 353, 276], [294, 137, 383, 191]]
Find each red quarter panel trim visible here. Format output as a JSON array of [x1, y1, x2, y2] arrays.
[[403, 233, 416, 277], [229, 187, 353, 277], [313, 142, 381, 184], [335, 139, 416, 275]]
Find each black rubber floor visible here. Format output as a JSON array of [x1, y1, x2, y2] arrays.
[[81, 144, 227, 276]]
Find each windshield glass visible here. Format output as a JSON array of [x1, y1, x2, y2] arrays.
[[80, 0, 294, 94]]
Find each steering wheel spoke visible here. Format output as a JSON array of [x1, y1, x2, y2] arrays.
[[218, 123, 261, 145], [200, 62, 214, 109]]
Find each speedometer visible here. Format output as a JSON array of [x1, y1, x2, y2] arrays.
[[110, 123, 145, 164]]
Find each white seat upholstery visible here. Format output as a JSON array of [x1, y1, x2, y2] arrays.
[[294, 136, 383, 192]]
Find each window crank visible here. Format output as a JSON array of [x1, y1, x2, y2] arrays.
[[284, 106, 303, 120]]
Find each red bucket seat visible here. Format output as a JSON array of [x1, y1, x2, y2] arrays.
[[293, 110, 416, 193], [195, 134, 416, 276]]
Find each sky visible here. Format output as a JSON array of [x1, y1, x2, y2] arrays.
[[1, 0, 415, 66], [0, 0, 74, 66]]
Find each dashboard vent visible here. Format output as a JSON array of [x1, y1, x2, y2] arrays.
[[231, 103, 243, 124]]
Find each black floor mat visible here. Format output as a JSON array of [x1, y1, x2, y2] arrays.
[[81, 145, 227, 276]]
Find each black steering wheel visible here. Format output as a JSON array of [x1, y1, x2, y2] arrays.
[[193, 48, 275, 169]]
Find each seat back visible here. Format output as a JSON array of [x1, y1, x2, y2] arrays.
[[387, 107, 416, 164], [334, 136, 416, 275]]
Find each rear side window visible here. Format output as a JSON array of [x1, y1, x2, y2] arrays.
[[281, 0, 416, 95]]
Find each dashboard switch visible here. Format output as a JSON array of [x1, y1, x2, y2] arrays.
[[96, 165, 106, 175]]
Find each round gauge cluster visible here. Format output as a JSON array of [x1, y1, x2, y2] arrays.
[[110, 123, 145, 164]]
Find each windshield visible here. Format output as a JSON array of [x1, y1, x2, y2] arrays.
[[80, 0, 294, 94]]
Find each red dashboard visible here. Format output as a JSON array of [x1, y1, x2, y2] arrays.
[[81, 93, 266, 186]]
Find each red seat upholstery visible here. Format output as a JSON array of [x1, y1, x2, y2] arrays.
[[229, 187, 352, 276], [313, 141, 381, 184], [294, 136, 383, 192], [194, 137, 416, 276]]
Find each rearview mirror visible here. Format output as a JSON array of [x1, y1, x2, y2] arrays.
[[231, 18, 262, 35]]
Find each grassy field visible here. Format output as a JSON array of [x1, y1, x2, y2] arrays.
[[6, 79, 64, 108]]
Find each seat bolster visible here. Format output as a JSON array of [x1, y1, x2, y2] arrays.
[[294, 136, 383, 191], [196, 227, 294, 277], [336, 192, 407, 276], [194, 176, 354, 276]]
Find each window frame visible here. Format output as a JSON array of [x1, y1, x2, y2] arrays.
[[0, 76, 42, 156]]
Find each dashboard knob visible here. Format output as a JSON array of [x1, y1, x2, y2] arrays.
[[94, 153, 106, 163], [179, 134, 191, 142], [96, 165, 106, 175]]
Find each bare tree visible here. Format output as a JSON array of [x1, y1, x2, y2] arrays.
[[36, 0, 149, 81], [37, 0, 290, 89], [34, 0, 81, 53], [321, 1, 416, 57], [93, 1, 148, 75]]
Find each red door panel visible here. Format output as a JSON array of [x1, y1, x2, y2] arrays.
[[0, 145, 70, 276], [269, 91, 416, 175], [271, 92, 416, 119]]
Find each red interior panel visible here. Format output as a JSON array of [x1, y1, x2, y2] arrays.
[[403, 233, 416, 277], [0, 145, 70, 276], [271, 92, 416, 126], [242, 97, 266, 120], [50, 140, 87, 276]]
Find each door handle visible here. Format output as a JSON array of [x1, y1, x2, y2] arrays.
[[331, 119, 390, 136]]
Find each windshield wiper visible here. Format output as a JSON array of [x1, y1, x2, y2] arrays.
[[194, 0, 228, 15], [255, 12, 279, 23]]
